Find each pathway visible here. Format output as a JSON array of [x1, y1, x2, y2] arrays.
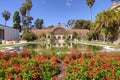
[[56, 60, 67, 80]]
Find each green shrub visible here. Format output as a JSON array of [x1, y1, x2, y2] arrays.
[[22, 31, 37, 41], [87, 31, 93, 40]]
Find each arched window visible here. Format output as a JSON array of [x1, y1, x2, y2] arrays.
[[47, 35, 50, 38], [63, 36, 66, 39], [53, 28, 65, 35], [58, 36, 61, 39]]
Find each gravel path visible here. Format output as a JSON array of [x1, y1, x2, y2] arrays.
[[56, 60, 67, 80]]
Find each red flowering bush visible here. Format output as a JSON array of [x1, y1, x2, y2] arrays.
[[0, 48, 59, 80], [1, 48, 120, 80], [65, 52, 120, 80]]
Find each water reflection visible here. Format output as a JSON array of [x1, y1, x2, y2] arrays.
[[2, 42, 120, 53], [46, 42, 73, 48], [22, 42, 103, 52]]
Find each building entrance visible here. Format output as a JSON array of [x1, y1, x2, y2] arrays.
[[0, 29, 4, 40]]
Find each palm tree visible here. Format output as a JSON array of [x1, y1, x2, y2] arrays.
[[94, 10, 118, 42], [26, 0, 32, 16], [20, 3, 27, 29], [20, 3, 27, 17], [114, 9, 120, 38], [25, 0, 33, 29], [86, 0, 95, 22], [115, 10, 120, 24], [2, 10, 10, 26]]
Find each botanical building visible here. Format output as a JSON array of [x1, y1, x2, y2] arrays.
[[31, 25, 89, 45]]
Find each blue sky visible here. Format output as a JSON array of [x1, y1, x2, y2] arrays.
[[0, 0, 113, 27]]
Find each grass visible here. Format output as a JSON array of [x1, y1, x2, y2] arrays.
[[0, 42, 41, 49], [0, 43, 27, 49], [78, 40, 120, 47]]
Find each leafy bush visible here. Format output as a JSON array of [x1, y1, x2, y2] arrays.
[[65, 52, 120, 80], [22, 31, 37, 41], [0, 48, 59, 80], [87, 31, 93, 40], [39, 33, 46, 41], [1, 48, 120, 80]]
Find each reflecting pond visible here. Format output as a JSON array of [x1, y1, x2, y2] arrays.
[[1, 42, 120, 53], [14, 42, 103, 52]]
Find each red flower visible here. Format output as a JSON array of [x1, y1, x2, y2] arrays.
[[41, 57, 47, 61], [86, 73, 88, 77], [106, 75, 111, 80], [97, 70, 101, 75], [5, 72, 8, 75], [90, 58, 94, 63], [9, 67, 13, 71], [37, 72, 41, 75], [70, 59, 74, 63], [79, 61, 82, 65], [93, 74, 96, 79], [33, 75, 37, 79], [112, 72, 115, 78], [15, 66, 19, 71], [53, 75, 57, 80], [66, 64, 69, 67], [89, 71, 93, 77], [3, 62, 8, 67], [8, 75, 14, 79], [88, 65, 92, 69], [81, 55, 86, 60], [40, 76, 42, 79]]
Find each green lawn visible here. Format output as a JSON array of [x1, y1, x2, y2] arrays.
[[78, 40, 120, 47], [0, 43, 26, 49]]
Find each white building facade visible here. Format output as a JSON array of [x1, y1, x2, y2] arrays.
[[0, 25, 19, 41]]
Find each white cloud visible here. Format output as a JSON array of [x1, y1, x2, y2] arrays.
[[66, 0, 72, 7]]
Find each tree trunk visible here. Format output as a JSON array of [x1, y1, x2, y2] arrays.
[[104, 34, 106, 43], [27, 10, 30, 16], [90, 8, 92, 22]]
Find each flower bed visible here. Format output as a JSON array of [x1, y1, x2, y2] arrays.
[[0, 48, 59, 80], [0, 48, 120, 80], [64, 51, 120, 80]]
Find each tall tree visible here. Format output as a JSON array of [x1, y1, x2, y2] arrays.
[[26, 0, 32, 16], [20, 3, 27, 28], [13, 11, 21, 32], [25, 0, 33, 29], [115, 9, 120, 28], [94, 10, 118, 42], [73, 19, 91, 29], [2, 10, 10, 26], [20, 1, 33, 30], [47, 25, 54, 29], [20, 3, 27, 17], [34, 19, 44, 29], [86, 0, 95, 22], [65, 19, 75, 29]]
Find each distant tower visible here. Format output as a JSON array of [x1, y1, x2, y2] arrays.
[[57, 22, 62, 26]]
